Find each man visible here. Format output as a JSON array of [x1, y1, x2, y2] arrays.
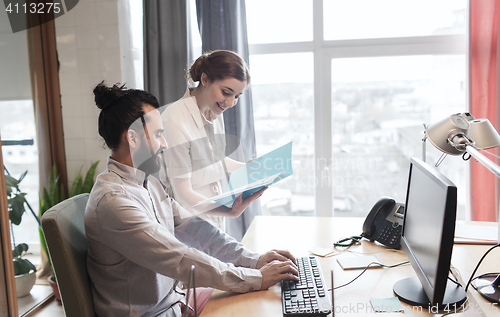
[[85, 82, 299, 317]]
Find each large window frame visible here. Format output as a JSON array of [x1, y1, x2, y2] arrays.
[[248, 0, 468, 217]]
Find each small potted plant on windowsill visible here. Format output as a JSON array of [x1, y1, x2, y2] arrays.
[[5, 170, 38, 297], [12, 243, 37, 297]]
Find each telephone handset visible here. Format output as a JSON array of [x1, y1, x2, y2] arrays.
[[361, 197, 405, 249]]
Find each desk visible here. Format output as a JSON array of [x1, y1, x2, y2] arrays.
[[201, 216, 499, 317]]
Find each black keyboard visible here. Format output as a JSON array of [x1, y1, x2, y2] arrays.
[[281, 256, 332, 316]]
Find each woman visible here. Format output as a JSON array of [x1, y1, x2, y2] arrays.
[[161, 50, 263, 231]]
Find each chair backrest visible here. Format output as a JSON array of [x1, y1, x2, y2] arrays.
[[41, 193, 95, 317]]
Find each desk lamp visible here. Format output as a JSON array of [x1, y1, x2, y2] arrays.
[[424, 112, 500, 304]]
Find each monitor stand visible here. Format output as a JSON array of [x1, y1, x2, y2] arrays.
[[475, 273, 500, 304], [393, 277, 467, 309]]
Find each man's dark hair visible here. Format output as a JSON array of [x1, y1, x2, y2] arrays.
[[93, 82, 160, 150]]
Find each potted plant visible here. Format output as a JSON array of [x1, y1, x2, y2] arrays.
[[5, 170, 38, 297], [39, 162, 99, 301]]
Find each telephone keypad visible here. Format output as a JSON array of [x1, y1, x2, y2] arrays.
[[375, 220, 402, 248]]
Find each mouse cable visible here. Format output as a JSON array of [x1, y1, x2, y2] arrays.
[[465, 243, 500, 293], [328, 260, 409, 291]]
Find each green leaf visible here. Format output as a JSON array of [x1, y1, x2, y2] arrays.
[[13, 257, 36, 275], [8, 194, 26, 225], [18, 170, 28, 183], [39, 164, 66, 219], [47, 164, 60, 205], [43, 188, 52, 211], [59, 185, 65, 204], [10, 193, 27, 202], [12, 243, 29, 257], [39, 227, 52, 269], [73, 176, 83, 196], [13, 259, 22, 275], [50, 164, 58, 185], [25, 259, 36, 273], [5, 174, 18, 188], [12, 244, 36, 275], [70, 167, 83, 197], [82, 161, 99, 194], [9, 209, 22, 225], [38, 193, 47, 217], [50, 175, 60, 206]]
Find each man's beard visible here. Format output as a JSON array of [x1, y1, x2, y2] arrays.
[[137, 148, 163, 175]]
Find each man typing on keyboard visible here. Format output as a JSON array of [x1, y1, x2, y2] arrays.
[[85, 82, 299, 317]]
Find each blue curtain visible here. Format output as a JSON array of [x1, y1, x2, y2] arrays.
[[196, 0, 260, 241]]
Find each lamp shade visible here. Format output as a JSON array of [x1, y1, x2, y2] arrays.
[[467, 118, 500, 150], [426, 114, 470, 155]]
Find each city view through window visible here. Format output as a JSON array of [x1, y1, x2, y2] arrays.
[[247, 0, 467, 219], [328, 55, 467, 219]]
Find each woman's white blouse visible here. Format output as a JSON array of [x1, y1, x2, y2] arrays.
[[160, 90, 226, 230]]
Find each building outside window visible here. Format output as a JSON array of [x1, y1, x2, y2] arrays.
[[246, 0, 468, 218]]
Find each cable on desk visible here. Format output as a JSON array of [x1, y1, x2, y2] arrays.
[[469, 272, 500, 292], [333, 236, 362, 249], [330, 260, 409, 291], [447, 268, 463, 288], [439, 266, 471, 316], [449, 265, 464, 284], [465, 243, 500, 293]]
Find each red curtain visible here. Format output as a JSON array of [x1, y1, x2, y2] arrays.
[[469, 0, 500, 221]]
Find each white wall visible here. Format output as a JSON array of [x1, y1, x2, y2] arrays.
[[55, 0, 140, 186]]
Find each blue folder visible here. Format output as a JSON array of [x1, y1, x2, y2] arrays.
[[194, 142, 293, 207]]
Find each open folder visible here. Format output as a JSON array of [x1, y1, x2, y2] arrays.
[[194, 142, 293, 207]]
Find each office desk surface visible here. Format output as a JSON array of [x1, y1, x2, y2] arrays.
[[201, 216, 499, 317]]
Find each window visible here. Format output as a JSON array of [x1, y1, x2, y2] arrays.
[[247, 0, 313, 44], [323, 0, 466, 40], [0, 101, 39, 252], [0, 10, 40, 257], [330, 55, 466, 218], [246, 0, 467, 218], [251, 53, 315, 215]]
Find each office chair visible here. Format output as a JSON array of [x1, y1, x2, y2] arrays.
[[41, 193, 96, 317]]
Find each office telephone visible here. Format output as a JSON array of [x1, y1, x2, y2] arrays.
[[361, 197, 405, 249]]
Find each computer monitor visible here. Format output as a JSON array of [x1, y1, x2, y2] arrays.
[[393, 158, 466, 309]]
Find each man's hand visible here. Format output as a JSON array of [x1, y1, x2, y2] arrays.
[[256, 249, 297, 269], [259, 260, 299, 290]]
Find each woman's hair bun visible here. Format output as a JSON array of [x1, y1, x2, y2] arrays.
[[188, 54, 207, 83], [93, 81, 127, 110]]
